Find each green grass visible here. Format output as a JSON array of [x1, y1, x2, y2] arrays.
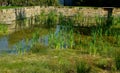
[[0, 46, 119, 73], [0, 49, 111, 73], [0, 6, 22, 9]]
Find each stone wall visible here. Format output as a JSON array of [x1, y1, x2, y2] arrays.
[[0, 6, 120, 24]]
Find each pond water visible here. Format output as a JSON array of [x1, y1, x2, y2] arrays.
[[0, 25, 74, 54], [0, 36, 31, 54]]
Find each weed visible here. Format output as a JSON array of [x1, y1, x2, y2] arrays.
[[76, 61, 91, 73]]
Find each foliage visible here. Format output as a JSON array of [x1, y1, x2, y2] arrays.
[[0, 0, 59, 6]]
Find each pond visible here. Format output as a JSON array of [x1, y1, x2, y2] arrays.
[[0, 25, 74, 54]]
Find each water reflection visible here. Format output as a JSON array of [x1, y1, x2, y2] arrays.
[[0, 25, 74, 54], [0, 37, 8, 50]]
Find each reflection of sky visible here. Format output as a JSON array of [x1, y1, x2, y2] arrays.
[[0, 37, 31, 54], [0, 37, 8, 50]]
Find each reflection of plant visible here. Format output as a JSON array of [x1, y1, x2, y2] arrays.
[[46, 10, 58, 28], [0, 24, 8, 33], [15, 9, 27, 29], [95, 16, 106, 26], [34, 15, 40, 25], [39, 11, 46, 25], [59, 14, 74, 27], [28, 16, 34, 27], [73, 12, 84, 26]]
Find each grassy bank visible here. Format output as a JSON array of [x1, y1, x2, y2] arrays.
[[0, 47, 119, 73], [0, 49, 115, 73]]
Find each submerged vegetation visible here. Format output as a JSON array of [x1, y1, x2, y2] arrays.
[[0, 9, 120, 73]]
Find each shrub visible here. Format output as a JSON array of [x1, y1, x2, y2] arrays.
[[0, 0, 60, 6]]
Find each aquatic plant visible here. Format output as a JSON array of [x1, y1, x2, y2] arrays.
[[68, 29, 74, 49], [48, 25, 74, 49], [16, 43, 23, 55], [32, 31, 39, 43]]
